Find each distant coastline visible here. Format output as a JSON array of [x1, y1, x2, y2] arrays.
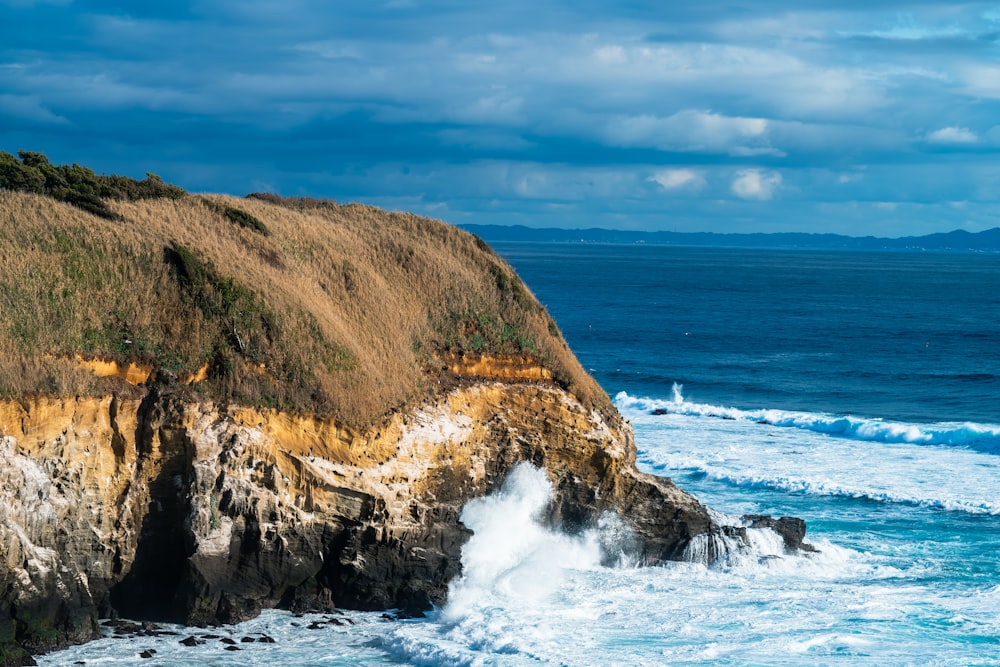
[[461, 224, 1000, 252]]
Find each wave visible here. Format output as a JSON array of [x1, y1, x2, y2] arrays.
[[666, 464, 1000, 516], [382, 463, 863, 666], [615, 385, 1000, 453]]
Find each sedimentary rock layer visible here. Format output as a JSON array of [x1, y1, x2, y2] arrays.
[[0, 374, 737, 664]]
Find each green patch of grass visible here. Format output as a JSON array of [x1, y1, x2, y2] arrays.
[[200, 197, 270, 236], [224, 206, 269, 235], [437, 305, 537, 357]]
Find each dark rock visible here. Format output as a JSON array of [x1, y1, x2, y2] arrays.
[[138, 649, 155, 659], [219, 637, 237, 645], [179, 636, 203, 647], [258, 635, 276, 643], [101, 619, 141, 636], [743, 515, 813, 552], [224, 645, 242, 651], [241, 636, 256, 643]]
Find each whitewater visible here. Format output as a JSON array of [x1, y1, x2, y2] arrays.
[[41, 389, 1000, 665], [41, 245, 1000, 665]]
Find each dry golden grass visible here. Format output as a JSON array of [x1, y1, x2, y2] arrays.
[[0, 191, 609, 428]]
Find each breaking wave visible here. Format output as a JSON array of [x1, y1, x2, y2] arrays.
[[618, 385, 1000, 516], [616, 384, 1000, 453]]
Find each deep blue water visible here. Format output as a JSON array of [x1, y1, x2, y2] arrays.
[[494, 244, 1000, 425], [43, 244, 1000, 666]]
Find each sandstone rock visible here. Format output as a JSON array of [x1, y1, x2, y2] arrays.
[[0, 375, 808, 661]]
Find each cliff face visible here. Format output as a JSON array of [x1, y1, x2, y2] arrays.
[[0, 370, 720, 662], [0, 179, 807, 664]]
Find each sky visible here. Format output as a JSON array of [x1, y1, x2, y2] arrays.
[[3, 1, 1000, 235]]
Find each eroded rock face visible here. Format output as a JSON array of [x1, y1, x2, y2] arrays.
[[0, 379, 798, 663]]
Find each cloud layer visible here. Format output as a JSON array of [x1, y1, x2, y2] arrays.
[[2, 1, 1000, 234]]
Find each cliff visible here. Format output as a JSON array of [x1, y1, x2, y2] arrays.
[[0, 157, 807, 664]]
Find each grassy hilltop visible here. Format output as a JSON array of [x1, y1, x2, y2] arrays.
[[0, 151, 606, 428]]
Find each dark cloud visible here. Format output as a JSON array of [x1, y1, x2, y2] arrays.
[[2, 1, 1000, 233]]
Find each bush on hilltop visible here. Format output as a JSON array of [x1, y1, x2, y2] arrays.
[[0, 150, 185, 219]]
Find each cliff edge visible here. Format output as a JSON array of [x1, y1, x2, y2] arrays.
[[0, 154, 806, 664]]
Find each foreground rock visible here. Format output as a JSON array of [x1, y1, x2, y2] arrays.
[[0, 363, 812, 663]]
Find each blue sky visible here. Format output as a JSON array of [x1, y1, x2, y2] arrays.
[[3, 1, 1000, 235]]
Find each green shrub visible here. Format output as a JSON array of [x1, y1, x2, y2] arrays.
[[0, 150, 186, 218], [223, 206, 269, 236]]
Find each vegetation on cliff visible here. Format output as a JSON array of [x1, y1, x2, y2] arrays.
[[0, 151, 608, 427]]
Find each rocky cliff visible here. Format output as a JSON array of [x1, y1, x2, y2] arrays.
[[0, 361, 812, 667], [0, 160, 807, 664], [0, 371, 716, 662]]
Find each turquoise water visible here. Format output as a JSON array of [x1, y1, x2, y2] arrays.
[[42, 245, 1000, 665]]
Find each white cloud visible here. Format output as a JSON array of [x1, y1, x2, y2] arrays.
[[592, 45, 627, 65], [604, 110, 771, 155], [961, 65, 1000, 98], [650, 168, 706, 191], [926, 126, 978, 144], [731, 169, 782, 200]]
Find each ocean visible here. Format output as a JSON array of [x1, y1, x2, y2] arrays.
[[42, 245, 1000, 666]]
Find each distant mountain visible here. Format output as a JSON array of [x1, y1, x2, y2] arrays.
[[460, 224, 1000, 252]]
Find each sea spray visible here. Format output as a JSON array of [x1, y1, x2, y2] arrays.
[[681, 509, 793, 570], [442, 463, 603, 624]]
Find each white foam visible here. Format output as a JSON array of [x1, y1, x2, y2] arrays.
[[618, 390, 1000, 515], [441, 464, 602, 623], [36, 400, 1000, 667], [617, 386, 1000, 451]]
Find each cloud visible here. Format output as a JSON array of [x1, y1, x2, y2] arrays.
[[0, 94, 68, 124], [603, 110, 773, 155], [650, 168, 706, 191], [926, 126, 978, 143], [731, 169, 782, 200], [960, 65, 1000, 98], [3, 0, 1000, 234]]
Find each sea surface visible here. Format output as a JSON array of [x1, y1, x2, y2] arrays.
[[43, 245, 1000, 666]]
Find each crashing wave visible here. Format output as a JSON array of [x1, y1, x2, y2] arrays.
[[616, 385, 1000, 452]]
